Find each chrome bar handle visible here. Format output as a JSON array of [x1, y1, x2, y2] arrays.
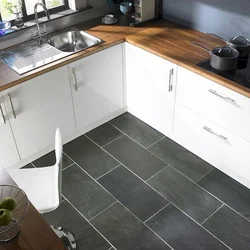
[[203, 126, 227, 140], [71, 68, 78, 91], [8, 94, 16, 119], [0, 104, 6, 124], [168, 68, 174, 92], [208, 89, 235, 104]]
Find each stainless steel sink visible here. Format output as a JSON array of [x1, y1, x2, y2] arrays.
[[0, 28, 103, 75]]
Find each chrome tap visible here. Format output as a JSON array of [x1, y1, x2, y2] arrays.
[[34, 2, 50, 44]]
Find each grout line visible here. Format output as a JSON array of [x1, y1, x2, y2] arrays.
[[196, 168, 214, 183], [31, 162, 36, 168], [146, 136, 166, 149], [146, 166, 169, 182], [201, 204, 224, 225], [62, 162, 75, 171], [96, 164, 121, 181], [89, 201, 118, 221], [101, 135, 124, 148], [144, 203, 170, 223]]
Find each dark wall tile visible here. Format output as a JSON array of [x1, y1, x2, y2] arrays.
[[203, 205, 250, 250], [98, 166, 168, 221], [64, 135, 119, 179], [62, 164, 116, 220], [146, 204, 229, 250], [110, 112, 164, 148], [198, 169, 250, 220], [148, 167, 222, 223], [86, 123, 123, 147], [149, 137, 214, 182], [91, 202, 171, 250], [21, 163, 34, 169], [104, 136, 166, 180]]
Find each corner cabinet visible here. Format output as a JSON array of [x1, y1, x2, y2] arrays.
[[68, 44, 125, 132], [125, 43, 177, 137]]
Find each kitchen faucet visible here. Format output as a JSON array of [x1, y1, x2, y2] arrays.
[[34, 2, 51, 44]]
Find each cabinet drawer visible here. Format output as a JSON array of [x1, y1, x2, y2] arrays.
[[173, 103, 250, 188], [176, 67, 250, 141]]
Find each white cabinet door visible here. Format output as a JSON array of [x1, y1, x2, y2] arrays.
[[0, 96, 20, 168], [2, 66, 76, 160], [125, 43, 177, 136], [68, 44, 124, 131]]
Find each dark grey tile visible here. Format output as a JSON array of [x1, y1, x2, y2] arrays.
[[198, 169, 250, 220], [104, 136, 166, 180], [146, 204, 229, 250], [64, 135, 119, 179], [203, 205, 250, 250], [86, 123, 123, 147], [91, 202, 171, 250], [62, 164, 116, 220], [21, 163, 34, 169], [98, 166, 168, 221], [110, 112, 164, 148], [33, 151, 73, 169], [43, 200, 110, 250], [149, 137, 214, 182], [147, 167, 222, 223]]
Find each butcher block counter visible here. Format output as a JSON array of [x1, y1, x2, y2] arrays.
[[0, 17, 250, 98]]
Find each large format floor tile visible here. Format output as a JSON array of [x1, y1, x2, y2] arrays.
[[148, 137, 214, 182], [104, 136, 166, 180], [203, 205, 250, 250], [98, 166, 168, 221], [62, 164, 116, 220], [64, 135, 119, 179], [86, 123, 123, 147], [147, 167, 222, 223], [198, 169, 250, 220], [146, 204, 229, 250], [43, 200, 111, 250], [110, 112, 164, 148], [91, 202, 171, 250]]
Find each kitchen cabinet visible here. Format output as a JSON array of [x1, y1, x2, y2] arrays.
[[2, 66, 76, 160], [68, 44, 124, 131], [125, 43, 177, 137]]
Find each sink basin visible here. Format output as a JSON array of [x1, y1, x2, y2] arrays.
[[48, 28, 102, 53]]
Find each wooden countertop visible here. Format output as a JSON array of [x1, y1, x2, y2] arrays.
[[1, 18, 250, 98], [0, 167, 65, 250]]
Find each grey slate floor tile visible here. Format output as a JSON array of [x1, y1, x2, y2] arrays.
[[110, 112, 164, 148], [198, 169, 250, 220], [148, 137, 214, 182], [86, 123, 123, 147], [98, 166, 168, 221], [62, 164, 116, 220], [33, 151, 73, 169], [104, 135, 166, 180], [147, 167, 222, 223], [203, 205, 250, 250], [21, 163, 34, 169], [64, 135, 119, 179], [146, 203, 229, 250], [43, 200, 110, 250], [91, 202, 171, 250]]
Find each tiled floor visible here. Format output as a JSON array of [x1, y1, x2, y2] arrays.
[[25, 112, 250, 250]]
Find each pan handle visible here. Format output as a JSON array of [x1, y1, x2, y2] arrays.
[[207, 33, 227, 42], [190, 42, 211, 54]]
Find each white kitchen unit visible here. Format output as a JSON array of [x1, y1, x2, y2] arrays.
[[125, 43, 177, 137], [177, 67, 250, 142], [2, 66, 76, 160], [68, 44, 125, 132], [0, 97, 20, 168]]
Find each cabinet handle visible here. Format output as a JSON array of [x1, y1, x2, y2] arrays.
[[168, 68, 174, 92], [71, 68, 78, 91], [208, 89, 236, 104], [203, 126, 227, 141], [8, 94, 16, 119], [0, 105, 6, 124]]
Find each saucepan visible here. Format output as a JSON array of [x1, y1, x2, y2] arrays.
[[190, 42, 239, 71], [208, 33, 250, 58]]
